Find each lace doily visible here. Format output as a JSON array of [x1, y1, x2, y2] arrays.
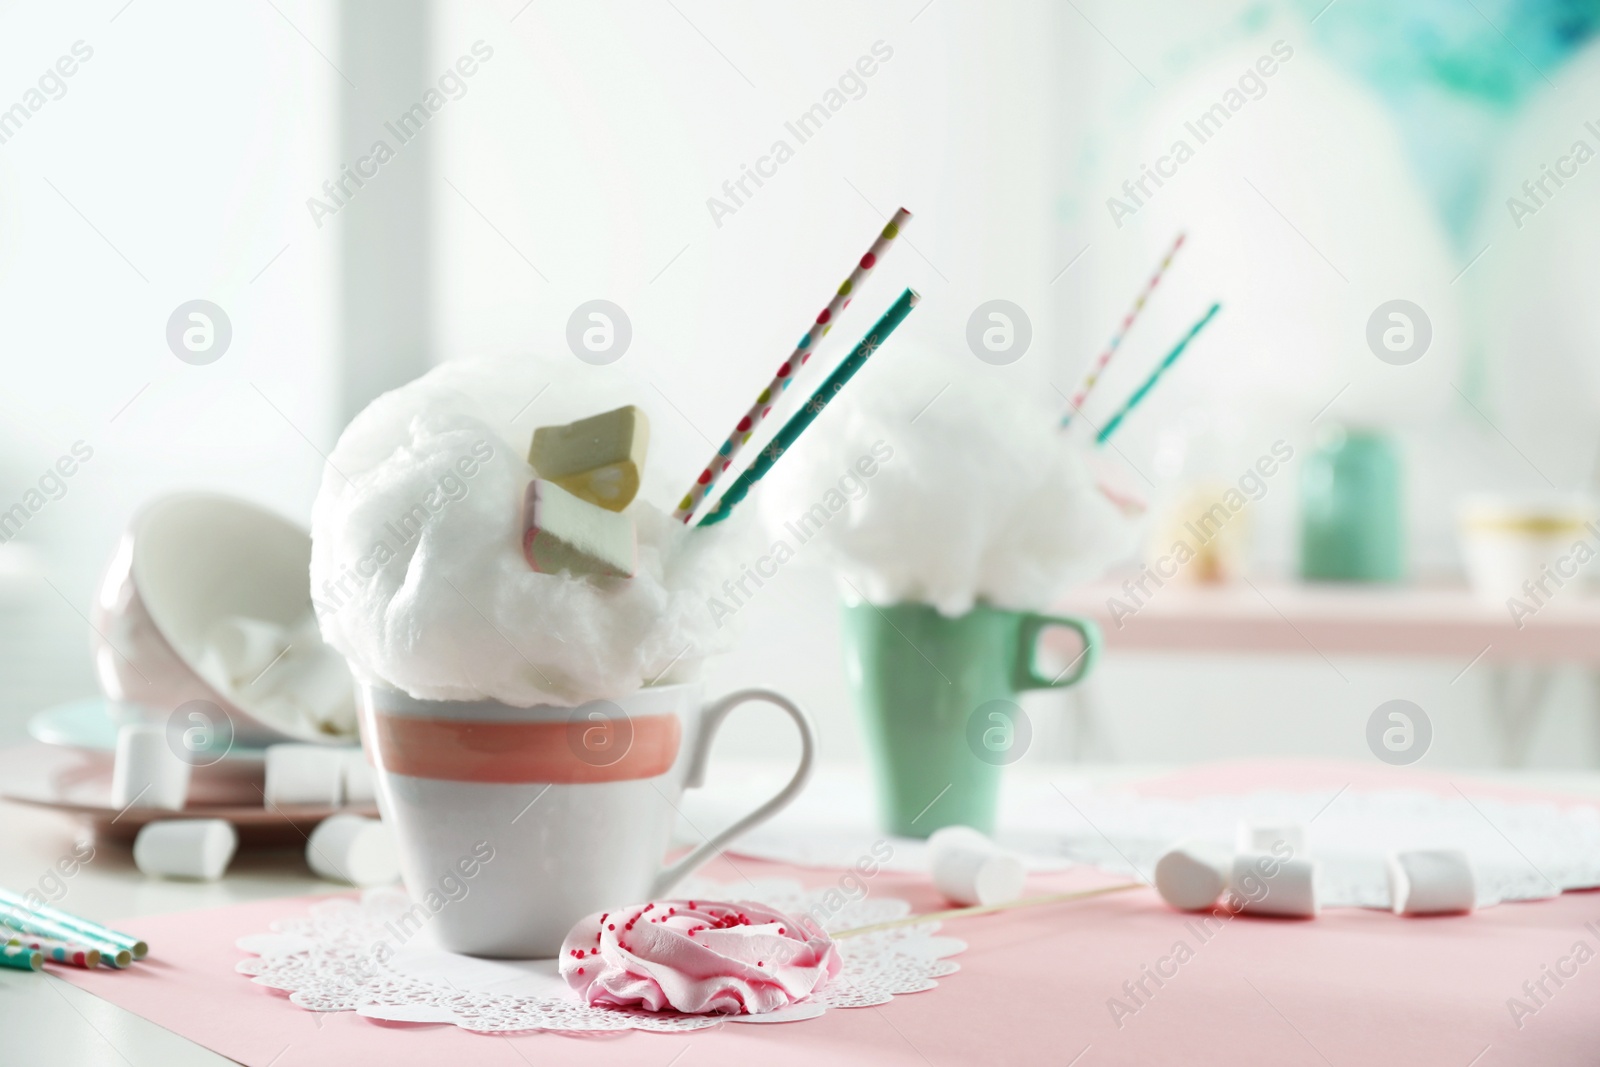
[[236, 878, 964, 1033], [1052, 787, 1600, 908]]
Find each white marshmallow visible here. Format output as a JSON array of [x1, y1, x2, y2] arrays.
[[1230, 853, 1318, 918], [927, 826, 1025, 906], [111, 724, 190, 811], [1235, 821, 1307, 857], [133, 819, 237, 880], [342, 749, 377, 806], [264, 744, 345, 807], [1387, 849, 1476, 916], [307, 815, 400, 887], [1154, 840, 1232, 912]]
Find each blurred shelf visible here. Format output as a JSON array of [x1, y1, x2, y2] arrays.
[[1052, 579, 1600, 665]]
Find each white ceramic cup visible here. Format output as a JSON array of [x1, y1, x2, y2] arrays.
[[359, 681, 814, 958], [92, 492, 357, 747]]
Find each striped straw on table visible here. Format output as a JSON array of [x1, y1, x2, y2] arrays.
[[674, 208, 912, 523], [0, 888, 145, 959], [1060, 231, 1186, 429], [697, 287, 920, 528], [0, 889, 144, 966], [0, 900, 133, 968]]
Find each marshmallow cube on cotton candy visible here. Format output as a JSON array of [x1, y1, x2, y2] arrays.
[[1387, 849, 1476, 916], [522, 479, 636, 578], [309, 355, 743, 709], [528, 405, 650, 512]]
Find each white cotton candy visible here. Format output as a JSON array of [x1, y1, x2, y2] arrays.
[[762, 344, 1136, 614], [310, 356, 746, 707]]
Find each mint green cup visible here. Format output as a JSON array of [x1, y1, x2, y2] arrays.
[[841, 600, 1101, 838]]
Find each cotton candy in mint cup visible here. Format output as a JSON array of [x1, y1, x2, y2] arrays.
[[314, 357, 814, 957]]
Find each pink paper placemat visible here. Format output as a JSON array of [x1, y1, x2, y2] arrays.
[[56, 763, 1600, 1066]]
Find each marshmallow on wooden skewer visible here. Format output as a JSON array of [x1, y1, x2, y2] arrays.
[[522, 480, 636, 578], [1235, 821, 1307, 857], [1387, 849, 1476, 916], [307, 814, 400, 887], [264, 744, 346, 808], [1231, 852, 1318, 918], [1154, 840, 1232, 912], [133, 819, 238, 881], [927, 826, 1025, 907], [112, 724, 190, 811]]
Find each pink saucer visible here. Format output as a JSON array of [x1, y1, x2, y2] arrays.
[[0, 742, 375, 844]]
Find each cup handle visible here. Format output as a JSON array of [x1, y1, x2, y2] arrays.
[[1013, 613, 1101, 691], [649, 688, 816, 897]]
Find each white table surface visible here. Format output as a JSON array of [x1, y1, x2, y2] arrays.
[[6, 762, 1600, 1065]]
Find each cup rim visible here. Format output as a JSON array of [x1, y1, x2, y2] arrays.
[[358, 680, 701, 721]]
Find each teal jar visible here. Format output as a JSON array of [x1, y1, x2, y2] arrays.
[[1299, 426, 1404, 582]]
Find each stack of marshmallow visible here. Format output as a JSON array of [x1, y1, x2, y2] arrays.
[[1154, 822, 1477, 918], [522, 405, 649, 578]]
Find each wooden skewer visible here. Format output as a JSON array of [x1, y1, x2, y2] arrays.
[[832, 881, 1147, 939]]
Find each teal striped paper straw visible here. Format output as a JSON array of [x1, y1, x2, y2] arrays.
[[0, 903, 132, 968], [0, 944, 41, 971], [1095, 302, 1221, 446], [4, 934, 101, 969], [698, 288, 920, 528], [0, 889, 146, 959]]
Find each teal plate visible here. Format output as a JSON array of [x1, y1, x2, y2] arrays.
[[28, 698, 268, 763]]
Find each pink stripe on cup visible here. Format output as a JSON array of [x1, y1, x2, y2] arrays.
[[367, 712, 681, 784]]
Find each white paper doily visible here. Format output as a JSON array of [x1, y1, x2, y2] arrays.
[[1051, 787, 1600, 908], [236, 878, 964, 1033]]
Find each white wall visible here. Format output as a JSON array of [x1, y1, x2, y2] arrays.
[[0, 0, 336, 727], [431, 0, 1087, 763]]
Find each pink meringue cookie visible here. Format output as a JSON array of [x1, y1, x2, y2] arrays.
[[559, 899, 842, 1015]]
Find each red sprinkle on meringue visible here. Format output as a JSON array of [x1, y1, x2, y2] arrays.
[[558, 899, 841, 1015]]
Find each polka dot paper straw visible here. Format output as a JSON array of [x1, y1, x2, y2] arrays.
[[674, 207, 912, 523], [0, 944, 41, 971], [1060, 231, 1185, 429], [3, 933, 100, 969], [698, 288, 920, 528]]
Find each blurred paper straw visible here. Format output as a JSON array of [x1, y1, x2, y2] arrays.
[[0, 901, 133, 967], [3, 933, 100, 969], [0, 944, 41, 972], [697, 288, 920, 528], [1060, 232, 1186, 429], [675, 207, 913, 523], [1095, 302, 1221, 446], [0, 888, 146, 959]]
